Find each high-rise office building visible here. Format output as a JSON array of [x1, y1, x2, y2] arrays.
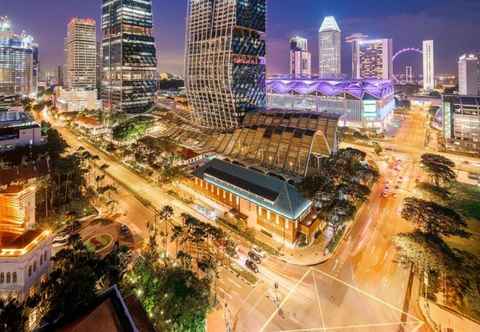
[[319, 16, 341, 78], [354, 38, 393, 80], [346, 33, 368, 80], [185, 0, 266, 130], [423, 40, 435, 90], [56, 65, 64, 87], [0, 17, 35, 96], [65, 18, 97, 90], [289, 36, 311, 78], [32, 43, 39, 95], [102, 0, 157, 113], [458, 54, 479, 96]]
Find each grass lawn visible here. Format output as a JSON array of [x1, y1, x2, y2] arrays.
[[417, 181, 480, 256], [445, 182, 480, 256], [85, 234, 113, 252]]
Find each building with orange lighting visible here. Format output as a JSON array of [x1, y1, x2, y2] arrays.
[[0, 174, 52, 299]]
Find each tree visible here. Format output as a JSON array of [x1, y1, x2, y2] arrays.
[[372, 141, 383, 156], [0, 298, 27, 332], [420, 153, 456, 188], [33, 234, 129, 325], [401, 197, 470, 238], [393, 231, 457, 272]]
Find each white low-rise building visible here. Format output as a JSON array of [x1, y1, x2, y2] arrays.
[[55, 87, 101, 113], [0, 180, 52, 300], [0, 108, 46, 151]]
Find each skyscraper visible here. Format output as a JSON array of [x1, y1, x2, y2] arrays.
[[0, 17, 35, 96], [319, 16, 341, 78], [458, 54, 479, 95], [185, 0, 266, 130], [289, 36, 311, 77], [422, 40, 435, 90], [102, 0, 157, 113], [354, 39, 393, 80], [65, 18, 97, 90]]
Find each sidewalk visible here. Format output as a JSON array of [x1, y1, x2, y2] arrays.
[[419, 297, 480, 332]]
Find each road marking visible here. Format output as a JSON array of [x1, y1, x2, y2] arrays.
[[274, 321, 424, 332], [311, 268, 423, 323], [218, 287, 232, 299], [312, 271, 326, 331], [260, 269, 311, 332], [227, 276, 243, 289]]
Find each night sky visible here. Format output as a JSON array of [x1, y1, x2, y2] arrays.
[[3, 0, 480, 76]]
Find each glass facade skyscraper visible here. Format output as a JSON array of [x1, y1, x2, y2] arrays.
[[185, 0, 267, 130], [0, 17, 35, 97], [101, 0, 157, 113], [319, 16, 341, 78]]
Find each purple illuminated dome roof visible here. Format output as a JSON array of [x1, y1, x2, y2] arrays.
[[266, 77, 394, 100]]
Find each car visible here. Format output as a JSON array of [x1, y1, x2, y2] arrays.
[[245, 259, 259, 273], [120, 224, 131, 236], [251, 246, 266, 259], [248, 251, 262, 264]]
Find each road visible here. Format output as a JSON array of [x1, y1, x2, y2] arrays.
[[41, 109, 432, 331]]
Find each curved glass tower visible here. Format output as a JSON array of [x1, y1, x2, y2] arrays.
[[185, 0, 266, 131]]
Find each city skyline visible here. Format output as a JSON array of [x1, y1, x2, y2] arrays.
[[3, 0, 480, 75]]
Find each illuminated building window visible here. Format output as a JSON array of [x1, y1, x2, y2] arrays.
[[6, 272, 10, 284], [0, 273, 4, 284], [12, 272, 17, 283]]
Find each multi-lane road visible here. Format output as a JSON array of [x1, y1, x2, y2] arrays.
[[40, 109, 449, 332]]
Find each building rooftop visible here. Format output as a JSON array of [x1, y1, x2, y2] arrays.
[[0, 109, 38, 129], [319, 16, 341, 32], [207, 110, 339, 177], [193, 159, 312, 220], [0, 158, 49, 186], [39, 285, 154, 332], [443, 94, 480, 107], [267, 77, 394, 100]]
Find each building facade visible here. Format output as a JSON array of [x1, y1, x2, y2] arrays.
[[318, 16, 341, 78], [0, 109, 45, 152], [101, 0, 157, 113], [65, 18, 97, 90], [185, 0, 267, 130], [0, 180, 52, 300], [187, 158, 323, 246], [443, 95, 480, 153], [0, 17, 35, 96], [54, 87, 101, 113], [422, 40, 435, 91], [354, 39, 393, 80], [289, 36, 311, 78], [266, 77, 395, 131], [458, 54, 479, 96]]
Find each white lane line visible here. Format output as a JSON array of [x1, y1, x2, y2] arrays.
[[217, 287, 232, 299], [227, 276, 243, 289], [260, 269, 311, 332], [275, 320, 423, 332], [312, 271, 326, 332]]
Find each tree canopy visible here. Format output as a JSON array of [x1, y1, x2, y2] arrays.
[[401, 197, 470, 238], [420, 153, 456, 188]]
